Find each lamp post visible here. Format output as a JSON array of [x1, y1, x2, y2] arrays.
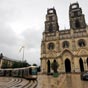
[[19, 46, 25, 65], [22, 46, 24, 62]]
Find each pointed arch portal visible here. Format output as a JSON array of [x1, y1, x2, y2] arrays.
[[87, 58, 88, 67], [47, 60, 51, 73], [65, 59, 71, 73], [79, 58, 84, 72]]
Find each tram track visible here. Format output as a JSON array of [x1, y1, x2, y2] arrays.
[[7, 78, 23, 88], [31, 80, 38, 88], [0, 77, 38, 88], [23, 80, 37, 88]]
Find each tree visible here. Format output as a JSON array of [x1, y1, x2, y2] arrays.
[[33, 63, 37, 66], [0, 53, 3, 59], [51, 60, 59, 73], [12, 61, 20, 68], [1, 61, 9, 69], [22, 60, 30, 67], [12, 60, 30, 68]]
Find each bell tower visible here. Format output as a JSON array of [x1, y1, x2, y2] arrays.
[[41, 8, 59, 73], [41, 8, 59, 54], [45, 8, 59, 34], [69, 3, 86, 29]]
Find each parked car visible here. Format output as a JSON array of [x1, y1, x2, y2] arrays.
[[81, 71, 88, 80]]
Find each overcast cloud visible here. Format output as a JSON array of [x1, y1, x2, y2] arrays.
[[0, 0, 88, 65]]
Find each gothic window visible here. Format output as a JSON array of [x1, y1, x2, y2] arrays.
[[62, 41, 69, 48], [75, 19, 80, 28], [48, 24, 53, 32], [78, 11, 81, 16], [49, 16, 53, 21], [48, 43, 55, 50], [72, 5, 77, 9], [49, 10, 53, 14], [42, 43, 45, 54], [74, 11, 78, 16], [71, 13, 74, 17], [78, 39, 86, 47]]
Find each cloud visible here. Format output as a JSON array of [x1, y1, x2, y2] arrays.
[[0, 0, 88, 66], [0, 0, 22, 23], [24, 49, 40, 65], [22, 28, 43, 49], [0, 22, 18, 46], [19, 28, 43, 65], [0, 19, 42, 65]]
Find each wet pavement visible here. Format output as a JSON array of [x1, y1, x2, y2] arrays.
[[37, 74, 65, 88], [37, 73, 88, 88], [0, 77, 37, 88], [0, 74, 88, 88], [60, 74, 88, 88]]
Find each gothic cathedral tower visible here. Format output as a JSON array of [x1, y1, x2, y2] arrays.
[[45, 8, 59, 33], [41, 3, 88, 74], [41, 8, 59, 73], [69, 3, 86, 29]]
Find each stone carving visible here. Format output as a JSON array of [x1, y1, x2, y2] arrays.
[[78, 49, 88, 56]]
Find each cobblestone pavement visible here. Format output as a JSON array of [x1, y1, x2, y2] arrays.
[[60, 74, 88, 88]]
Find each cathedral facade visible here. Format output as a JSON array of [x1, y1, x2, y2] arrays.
[[41, 2, 88, 73]]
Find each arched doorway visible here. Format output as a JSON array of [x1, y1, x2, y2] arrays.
[[47, 60, 51, 74], [79, 58, 84, 72], [86, 58, 88, 67], [65, 59, 71, 73]]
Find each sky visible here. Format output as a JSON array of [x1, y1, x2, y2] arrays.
[[0, 0, 88, 65]]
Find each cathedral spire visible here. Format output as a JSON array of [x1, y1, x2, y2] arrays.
[[69, 2, 86, 29], [45, 8, 59, 33]]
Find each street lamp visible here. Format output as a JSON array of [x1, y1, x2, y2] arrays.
[[19, 46, 25, 62]]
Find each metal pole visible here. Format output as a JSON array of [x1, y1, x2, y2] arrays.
[[22, 46, 24, 62], [22, 46, 24, 67]]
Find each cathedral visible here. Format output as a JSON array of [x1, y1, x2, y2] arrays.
[[41, 2, 88, 73]]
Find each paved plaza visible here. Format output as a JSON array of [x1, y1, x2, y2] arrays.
[[0, 74, 88, 88], [0, 77, 37, 88], [37, 74, 66, 88], [0, 74, 65, 88], [60, 74, 88, 88]]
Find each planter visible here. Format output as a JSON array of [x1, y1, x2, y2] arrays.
[[53, 73, 59, 77]]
